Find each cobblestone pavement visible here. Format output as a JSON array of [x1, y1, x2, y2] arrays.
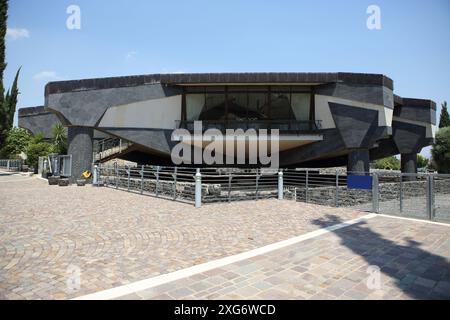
[[127, 216, 450, 300], [0, 173, 364, 300], [352, 195, 450, 222]]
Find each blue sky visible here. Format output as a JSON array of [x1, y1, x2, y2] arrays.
[[4, 0, 450, 157]]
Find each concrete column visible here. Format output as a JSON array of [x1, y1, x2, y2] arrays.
[[347, 149, 370, 175], [401, 153, 417, 181], [68, 126, 94, 183]]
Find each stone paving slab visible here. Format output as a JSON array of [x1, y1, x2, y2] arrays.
[[0, 174, 364, 300], [128, 216, 450, 300]]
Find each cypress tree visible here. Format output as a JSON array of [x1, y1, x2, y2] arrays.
[[0, 0, 7, 145], [0, 0, 21, 148], [439, 101, 450, 128]]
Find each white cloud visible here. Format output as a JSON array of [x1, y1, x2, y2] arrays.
[[125, 51, 138, 62], [33, 71, 63, 82], [6, 28, 30, 40]]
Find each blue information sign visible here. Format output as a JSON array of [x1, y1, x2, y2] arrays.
[[347, 175, 373, 190]]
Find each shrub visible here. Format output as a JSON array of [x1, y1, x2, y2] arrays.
[[374, 156, 400, 170], [0, 127, 31, 158], [417, 154, 429, 169], [52, 123, 67, 154], [25, 133, 54, 169], [431, 127, 450, 173]]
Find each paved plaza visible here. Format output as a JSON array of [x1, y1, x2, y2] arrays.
[[124, 215, 450, 300], [0, 171, 449, 300]]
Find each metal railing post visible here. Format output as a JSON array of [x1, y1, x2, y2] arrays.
[[426, 175, 434, 220], [431, 175, 435, 220], [195, 168, 202, 208], [372, 173, 379, 213], [335, 170, 339, 207], [173, 167, 178, 200], [255, 168, 260, 201], [140, 165, 144, 194], [305, 169, 309, 203], [155, 166, 160, 197], [399, 174, 403, 213], [115, 164, 119, 189], [228, 174, 232, 203], [127, 165, 130, 191], [278, 170, 283, 200]]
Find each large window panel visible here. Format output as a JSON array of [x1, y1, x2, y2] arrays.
[[185, 87, 314, 124], [248, 93, 268, 120], [271, 92, 294, 120], [291, 93, 311, 121], [200, 93, 226, 120], [227, 93, 248, 120], [186, 94, 205, 121]]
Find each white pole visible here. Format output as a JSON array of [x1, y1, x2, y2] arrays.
[[278, 170, 283, 200], [93, 164, 98, 186], [195, 168, 202, 208]]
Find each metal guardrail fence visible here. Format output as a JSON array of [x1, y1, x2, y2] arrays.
[[93, 137, 133, 162], [95, 164, 450, 223], [97, 164, 198, 203], [199, 168, 279, 203], [176, 119, 322, 133], [0, 159, 23, 172]]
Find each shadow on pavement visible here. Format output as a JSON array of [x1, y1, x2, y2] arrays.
[[0, 172, 19, 177], [312, 215, 450, 300]]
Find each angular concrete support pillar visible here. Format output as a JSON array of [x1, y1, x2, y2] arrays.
[[401, 153, 417, 181], [68, 126, 94, 183], [347, 149, 370, 175]]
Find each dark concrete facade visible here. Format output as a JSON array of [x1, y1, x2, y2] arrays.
[[18, 106, 60, 140], [347, 149, 370, 175], [67, 126, 93, 182], [18, 72, 436, 177]]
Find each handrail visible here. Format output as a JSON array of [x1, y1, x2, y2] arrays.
[[93, 137, 133, 161], [175, 119, 322, 133]]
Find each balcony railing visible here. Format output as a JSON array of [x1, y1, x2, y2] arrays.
[[175, 120, 322, 134]]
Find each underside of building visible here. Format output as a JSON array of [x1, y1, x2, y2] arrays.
[[18, 72, 436, 180]]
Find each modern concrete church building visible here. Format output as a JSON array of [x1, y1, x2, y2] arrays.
[[19, 72, 436, 180]]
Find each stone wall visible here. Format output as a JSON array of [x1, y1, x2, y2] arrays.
[[101, 176, 222, 201], [285, 179, 450, 208], [100, 174, 279, 202]]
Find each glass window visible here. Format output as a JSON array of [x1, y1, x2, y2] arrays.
[[271, 92, 294, 120], [186, 94, 205, 121], [185, 87, 313, 123], [291, 93, 310, 121], [199, 93, 226, 120], [227, 93, 248, 120], [248, 93, 268, 120]]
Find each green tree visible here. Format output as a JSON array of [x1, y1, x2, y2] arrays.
[[431, 127, 450, 174], [51, 123, 67, 154], [0, 0, 21, 148], [0, 0, 6, 93], [417, 154, 429, 169], [374, 156, 401, 170], [0, 127, 31, 158], [439, 101, 450, 128], [25, 133, 53, 169]]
